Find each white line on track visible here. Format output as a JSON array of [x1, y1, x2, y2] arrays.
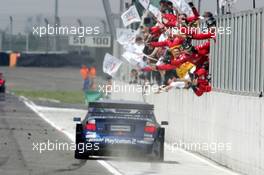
[[36, 105, 86, 112], [20, 96, 123, 175]]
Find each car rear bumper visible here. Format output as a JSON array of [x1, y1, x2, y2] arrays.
[[93, 144, 152, 156], [82, 138, 154, 156]]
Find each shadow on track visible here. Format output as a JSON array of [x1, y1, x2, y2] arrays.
[[53, 159, 87, 173], [87, 156, 179, 165]]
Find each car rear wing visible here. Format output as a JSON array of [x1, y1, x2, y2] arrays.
[[89, 102, 154, 110]]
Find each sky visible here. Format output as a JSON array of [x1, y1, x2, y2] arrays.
[[0, 0, 122, 33], [0, 0, 263, 33]]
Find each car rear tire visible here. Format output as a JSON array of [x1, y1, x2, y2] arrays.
[[152, 128, 165, 162], [75, 150, 89, 159], [158, 128, 165, 161], [74, 124, 90, 160]]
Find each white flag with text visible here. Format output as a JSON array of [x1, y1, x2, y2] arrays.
[[116, 28, 137, 46], [122, 51, 144, 67], [148, 4, 162, 22], [169, 0, 193, 16], [139, 0, 150, 9], [103, 53, 123, 76], [121, 5, 141, 27]]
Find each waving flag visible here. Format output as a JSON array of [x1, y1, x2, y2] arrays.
[[121, 5, 141, 27], [139, 0, 150, 9], [169, 0, 193, 16], [103, 53, 123, 76], [148, 4, 162, 22], [122, 51, 145, 67], [116, 28, 137, 46], [123, 42, 145, 54]]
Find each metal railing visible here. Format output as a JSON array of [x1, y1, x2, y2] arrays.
[[210, 8, 264, 95]]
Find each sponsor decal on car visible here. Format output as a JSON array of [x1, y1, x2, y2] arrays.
[[105, 138, 137, 144], [87, 137, 153, 145]]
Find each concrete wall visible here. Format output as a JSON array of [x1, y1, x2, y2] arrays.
[[112, 81, 264, 175]]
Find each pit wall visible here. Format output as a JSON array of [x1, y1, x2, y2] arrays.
[[111, 81, 264, 175]]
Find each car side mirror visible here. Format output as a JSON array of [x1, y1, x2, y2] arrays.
[[161, 121, 169, 126], [73, 117, 81, 122]]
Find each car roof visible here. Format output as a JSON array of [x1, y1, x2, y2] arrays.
[[89, 99, 154, 110]]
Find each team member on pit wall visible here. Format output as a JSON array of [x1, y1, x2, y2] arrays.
[[120, 1, 216, 97], [0, 73, 6, 93]]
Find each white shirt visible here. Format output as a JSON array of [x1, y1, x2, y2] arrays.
[[170, 81, 186, 89]]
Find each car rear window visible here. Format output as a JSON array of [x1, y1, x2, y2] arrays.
[[87, 107, 155, 120]]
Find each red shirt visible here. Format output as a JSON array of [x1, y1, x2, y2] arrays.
[[171, 53, 208, 69], [195, 41, 210, 55], [150, 36, 184, 49], [0, 79, 5, 85], [162, 13, 177, 27], [186, 7, 200, 23], [156, 64, 176, 71]]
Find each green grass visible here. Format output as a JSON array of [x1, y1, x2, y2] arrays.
[[12, 90, 85, 104]]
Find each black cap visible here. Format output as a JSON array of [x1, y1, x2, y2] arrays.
[[167, 1, 173, 6], [203, 11, 213, 18], [106, 76, 112, 80], [188, 2, 194, 7], [206, 17, 216, 27]]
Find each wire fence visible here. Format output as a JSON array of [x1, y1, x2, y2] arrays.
[[0, 16, 108, 53]]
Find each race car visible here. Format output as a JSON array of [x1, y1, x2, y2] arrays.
[[73, 100, 168, 161], [0, 73, 6, 93]]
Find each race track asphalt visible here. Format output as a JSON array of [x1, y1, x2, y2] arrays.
[[0, 94, 111, 175], [0, 67, 240, 175]]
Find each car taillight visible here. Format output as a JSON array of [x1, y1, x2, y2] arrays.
[[144, 122, 156, 134], [85, 119, 96, 131]]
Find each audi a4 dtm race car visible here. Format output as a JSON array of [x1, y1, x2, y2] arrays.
[[73, 100, 168, 161]]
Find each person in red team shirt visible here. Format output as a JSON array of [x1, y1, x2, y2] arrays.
[[150, 35, 184, 49], [0, 73, 6, 93], [150, 2, 200, 39], [147, 41, 208, 72], [190, 68, 212, 97], [178, 2, 200, 26], [170, 43, 209, 70]]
